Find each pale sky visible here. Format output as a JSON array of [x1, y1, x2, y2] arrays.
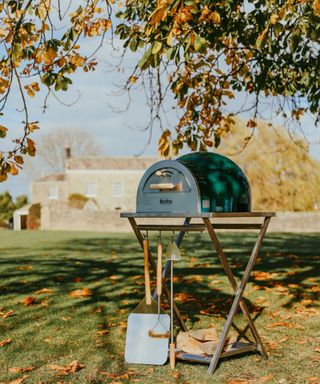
[[1, 37, 320, 200]]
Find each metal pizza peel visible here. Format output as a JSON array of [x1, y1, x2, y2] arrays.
[[125, 238, 170, 365]]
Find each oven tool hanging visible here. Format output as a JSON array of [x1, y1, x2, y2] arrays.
[[149, 235, 170, 339], [125, 235, 170, 365], [166, 236, 182, 370]]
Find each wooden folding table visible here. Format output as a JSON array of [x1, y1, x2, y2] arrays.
[[121, 211, 275, 375]]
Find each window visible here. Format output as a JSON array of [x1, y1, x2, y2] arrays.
[[113, 182, 124, 197], [85, 182, 97, 197], [48, 185, 59, 200]]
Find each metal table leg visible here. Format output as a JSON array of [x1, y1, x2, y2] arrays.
[[203, 217, 271, 375]]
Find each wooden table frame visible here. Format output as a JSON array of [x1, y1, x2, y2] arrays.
[[121, 212, 275, 375]]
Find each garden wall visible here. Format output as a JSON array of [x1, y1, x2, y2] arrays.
[[41, 204, 320, 233]]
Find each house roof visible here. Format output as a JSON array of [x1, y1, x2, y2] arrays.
[[65, 157, 157, 170]]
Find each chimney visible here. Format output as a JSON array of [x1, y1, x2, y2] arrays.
[[65, 146, 71, 159], [65, 140, 71, 159]]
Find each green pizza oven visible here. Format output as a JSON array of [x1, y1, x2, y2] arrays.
[[136, 152, 251, 214]]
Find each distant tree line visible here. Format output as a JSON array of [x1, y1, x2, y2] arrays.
[[0, 192, 28, 228]]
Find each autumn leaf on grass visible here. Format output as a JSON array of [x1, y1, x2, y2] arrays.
[[8, 375, 28, 384], [101, 369, 137, 380], [175, 292, 196, 303], [48, 360, 84, 376], [1, 309, 14, 318], [252, 271, 277, 280], [0, 338, 12, 347], [16, 265, 32, 271], [267, 321, 294, 329], [97, 329, 109, 336], [34, 288, 53, 294], [72, 277, 82, 283], [22, 297, 36, 306], [314, 346, 320, 353], [69, 288, 92, 298], [9, 366, 33, 373], [260, 373, 273, 383]]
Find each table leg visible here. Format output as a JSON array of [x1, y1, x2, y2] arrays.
[[203, 217, 271, 375]]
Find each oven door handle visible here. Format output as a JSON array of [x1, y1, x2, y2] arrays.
[[149, 183, 175, 190]]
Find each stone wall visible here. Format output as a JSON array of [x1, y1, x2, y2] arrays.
[[41, 205, 320, 233]]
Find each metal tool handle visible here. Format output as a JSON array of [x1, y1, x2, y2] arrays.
[[143, 238, 152, 305], [157, 240, 163, 296], [149, 183, 175, 190]]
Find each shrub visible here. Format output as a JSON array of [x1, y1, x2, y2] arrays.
[[68, 193, 88, 209], [27, 203, 41, 230]]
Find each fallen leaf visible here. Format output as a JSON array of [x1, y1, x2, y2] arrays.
[[260, 373, 273, 382], [34, 288, 53, 294], [227, 380, 250, 384], [97, 329, 109, 336], [62, 316, 72, 321], [1, 309, 14, 318], [16, 265, 32, 271], [48, 360, 84, 375], [9, 366, 33, 373], [314, 347, 320, 353], [22, 297, 36, 306], [0, 338, 12, 347], [301, 299, 313, 306], [131, 275, 143, 280], [72, 277, 82, 283], [171, 370, 181, 379], [8, 375, 28, 384], [267, 322, 292, 328], [308, 378, 319, 384], [109, 275, 121, 280], [69, 288, 92, 298], [253, 271, 277, 280], [106, 373, 129, 379], [175, 292, 196, 302]]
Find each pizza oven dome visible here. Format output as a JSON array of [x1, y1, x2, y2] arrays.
[[136, 152, 251, 214]]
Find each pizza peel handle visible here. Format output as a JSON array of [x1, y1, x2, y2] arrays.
[[143, 238, 152, 305], [157, 240, 162, 297]]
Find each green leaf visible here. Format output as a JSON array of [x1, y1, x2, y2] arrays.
[[152, 41, 162, 54], [0, 125, 7, 138], [129, 37, 138, 52], [194, 34, 207, 52], [138, 47, 152, 69]]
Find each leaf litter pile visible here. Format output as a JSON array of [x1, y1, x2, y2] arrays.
[[0, 231, 319, 384]]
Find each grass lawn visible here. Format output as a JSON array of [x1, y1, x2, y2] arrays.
[[0, 230, 319, 384]]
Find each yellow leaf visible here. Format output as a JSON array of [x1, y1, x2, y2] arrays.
[[69, 288, 92, 298], [10, 163, 18, 176], [129, 76, 138, 84], [209, 11, 221, 24], [34, 288, 53, 294], [313, 0, 320, 16], [270, 14, 279, 25], [43, 47, 57, 64]]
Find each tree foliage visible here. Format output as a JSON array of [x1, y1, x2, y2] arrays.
[[217, 118, 320, 211], [116, 0, 320, 156], [1, 0, 320, 179], [0, 191, 28, 226], [0, 0, 112, 180]]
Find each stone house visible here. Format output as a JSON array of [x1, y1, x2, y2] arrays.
[[14, 156, 156, 231]]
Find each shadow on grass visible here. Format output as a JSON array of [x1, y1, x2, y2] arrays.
[[1, 232, 319, 321]]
